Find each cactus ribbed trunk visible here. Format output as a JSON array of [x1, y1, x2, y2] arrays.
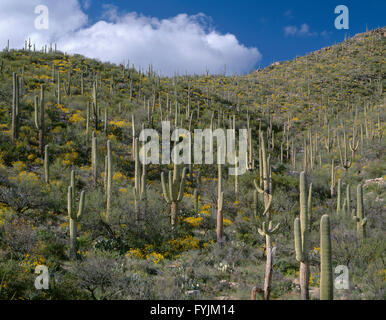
[[44, 145, 49, 184], [300, 262, 310, 300], [11, 72, 19, 143], [171, 201, 178, 228], [91, 132, 97, 187], [320, 214, 333, 300], [106, 140, 112, 221], [69, 218, 77, 260], [336, 179, 341, 214], [294, 171, 310, 300], [264, 236, 273, 301], [38, 85, 45, 155]]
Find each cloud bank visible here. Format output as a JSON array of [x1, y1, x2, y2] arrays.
[[0, 0, 261, 76]]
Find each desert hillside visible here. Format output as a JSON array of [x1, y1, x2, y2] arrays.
[[0, 27, 384, 300]]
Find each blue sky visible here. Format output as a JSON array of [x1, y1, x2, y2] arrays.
[[0, 1, 384, 75], [85, 0, 385, 68]]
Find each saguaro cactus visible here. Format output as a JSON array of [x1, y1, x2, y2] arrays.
[[336, 178, 342, 214], [34, 84, 45, 155], [294, 171, 311, 299], [193, 189, 199, 212], [330, 159, 335, 197], [253, 190, 259, 220], [253, 132, 279, 300], [68, 186, 85, 260], [217, 151, 224, 244], [91, 131, 98, 187], [320, 214, 333, 300], [11, 72, 19, 143], [337, 130, 352, 171], [353, 184, 367, 239], [346, 184, 351, 213], [105, 140, 112, 221], [133, 138, 147, 222], [161, 155, 187, 229], [44, 145, 49, 183]]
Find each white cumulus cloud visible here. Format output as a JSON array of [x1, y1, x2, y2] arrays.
[[0, 0, 261, 76]]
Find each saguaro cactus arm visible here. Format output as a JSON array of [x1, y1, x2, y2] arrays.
[[161, 172, 171, 203]]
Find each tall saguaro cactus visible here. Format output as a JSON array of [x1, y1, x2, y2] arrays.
[[217, 149, 224, 244], [105, 140, 113, 221], [294, 171, 311, 300], [44, 145, 49, 184], [161, 155, 187, 229], [336, 178, 342, 214], [91, 131, 98, 187], [133, 138, 147, 222], [353, 184, 367, 239], [337, 130, 352, 171], [253, 131, 279, 300], [34, 84, 45, 155], [330, 159, 335, 197], [68, 186, 85, 260], [11, 72, 19, 143], [320, 214, 333, 300]]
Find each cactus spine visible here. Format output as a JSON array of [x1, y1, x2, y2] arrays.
[[68, 185, 85, 260], [294, 171, 310, 299], [161, 152, 187, 230], [353, 184, 367, 239], [320, 214, 333, 300]]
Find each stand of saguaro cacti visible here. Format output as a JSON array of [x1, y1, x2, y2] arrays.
[[294, 171, 312, 300], [133, 137, 147, 222], [68, 184, 85, 260], [253, 131, 279, 300], [353, 184, 367, 239], [320, 214, 333, 300], [161, 151, 187, 231]]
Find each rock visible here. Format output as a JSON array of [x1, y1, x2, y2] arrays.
[[185, 290, 200, 298]]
